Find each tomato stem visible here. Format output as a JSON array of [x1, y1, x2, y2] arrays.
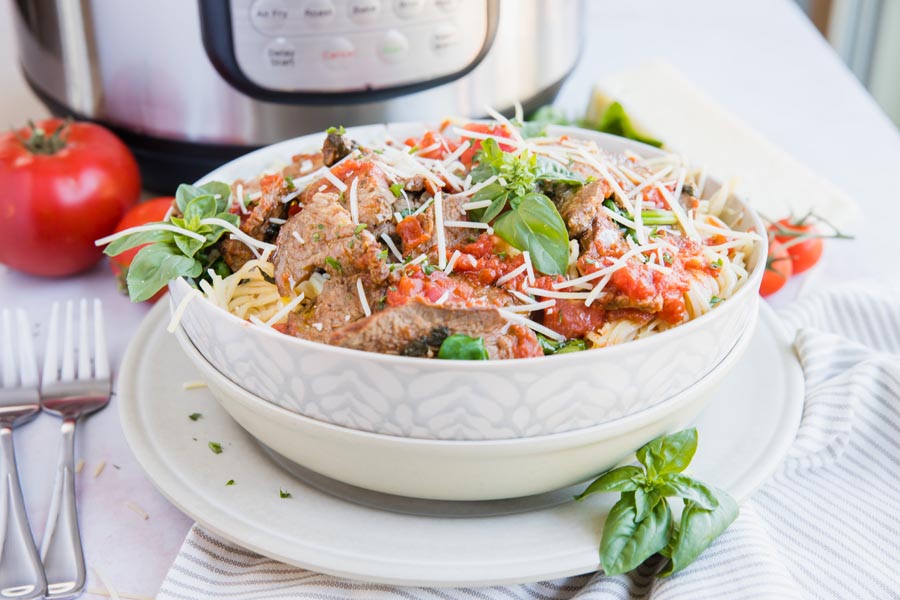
[[16, 119, 71, 155]]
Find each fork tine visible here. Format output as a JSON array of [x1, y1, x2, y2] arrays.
[[15, 310, 38, 389], [42, 302, 60, 387], [61, 300, 75, 382], [1, 309, 16, 387], [93, 299, 109, 381], [77, 299, 90, 379]]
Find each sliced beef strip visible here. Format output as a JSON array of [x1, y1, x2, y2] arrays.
[[221, 173, 289, 271], [273, 192, 388, 295], [323, 131, 354, 167], [286, 274, 385, 343], [408, 192, 473, 257], [329, 301, 533, 359]]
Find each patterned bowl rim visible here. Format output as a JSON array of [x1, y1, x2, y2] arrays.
[[173, 303, 766, 448], [172, 124, 766, 370]]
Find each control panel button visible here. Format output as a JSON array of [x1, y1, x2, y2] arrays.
[[264, 38, 297, 68], [431, 24, 460, 55], [393, 0, 424, 18], [349, 0, 381, 24], [302, 0, 336, 25], [321, 37, 355, 69], [250, 0, 290, 34], [434, 0, 460, 12], [378, 29, 409, 64]]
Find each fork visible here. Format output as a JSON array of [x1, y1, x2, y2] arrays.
[[40, 300, 110, 600], [0, 309, 47, 600]]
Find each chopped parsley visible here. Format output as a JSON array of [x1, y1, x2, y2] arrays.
[[188, 412, 202, 421], [389, 182, 404, 197], [710, 258, 723, 270], [423, 264, 438, 275], [313, 232, 321, 242], [407, 145, 419, 154], [226, 479, 235, 486], [354, 223, 368, 235], [284, 175, 295, 190], [325, 257, 343, 274], [662, 252, 674, 265], [326, 125, 346, 135], [208, 442, 223, 455], [377, 249, 389, 261], [279, 489, 292, 499], [710, 296, 723, 307]]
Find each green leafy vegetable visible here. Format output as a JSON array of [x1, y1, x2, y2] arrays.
[[537, 335, 587, 355], [525, 103, 664, 148], [101, 181, 237, 302], [208, 442, 223, 455], [324, 256, 343, 274], [437, 334, 489, 360], [493, 193, 570, 275], [577, 428, 738, 576], [589, 102, 663, 148]]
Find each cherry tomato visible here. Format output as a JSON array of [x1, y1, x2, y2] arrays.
[[760, 240, 793, 297], [0, 119, 141, 277], [772, 218, 823, 275], [109, 197, 173, 302], [456, 122, 513, 166]]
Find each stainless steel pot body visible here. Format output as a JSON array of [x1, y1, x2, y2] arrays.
[[14, 0, 582, 146]]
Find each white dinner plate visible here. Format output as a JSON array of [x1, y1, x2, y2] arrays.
[[118, 301, 803, 587]]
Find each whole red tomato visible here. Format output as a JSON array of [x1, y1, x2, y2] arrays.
[[0, 119, 141, 277], [760, 240, 793, 297], [109, 197, 174, 302], [772, 218, 823, 275]]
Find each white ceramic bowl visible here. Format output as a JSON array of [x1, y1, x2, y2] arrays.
[[173, 307, 757, 501], [171, 123, 766, 441]]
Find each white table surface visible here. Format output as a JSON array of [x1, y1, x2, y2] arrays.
[[1, 0, 898, 597]]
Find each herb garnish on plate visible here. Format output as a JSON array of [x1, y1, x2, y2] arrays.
[[576, 428, 738, 576]]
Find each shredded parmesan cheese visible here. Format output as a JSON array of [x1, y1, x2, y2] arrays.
[[499, 310, 565, 342], [125, 501, 149, 521], [182, 380, 207, 390], [495, 263, 528, 285], [94, 461, 106, 478], [434, 191, 447, 268], [444, 250, 462, 274], [322, 169, 348, 192], [381, 233, 404, 261], [356, 278, 371, 317], [349, 177, 359, 224]]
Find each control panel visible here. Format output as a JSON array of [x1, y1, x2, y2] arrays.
[[224, 0, 494, 93]]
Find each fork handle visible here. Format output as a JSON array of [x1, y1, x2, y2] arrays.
[[0, 426, 47, 600], [40, 418, 85, 600]]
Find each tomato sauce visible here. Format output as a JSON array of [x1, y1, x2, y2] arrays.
[[396, 215, 431, 253], [450, 233, 526, 287], [532, 275, 607, 339]]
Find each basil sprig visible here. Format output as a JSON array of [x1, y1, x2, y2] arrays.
[[468, 139, 581, 275], [537, 335, 586, 355], [576, 428, 738, 576], [103, 182, 237, 302], [437, 333, 489, 360]]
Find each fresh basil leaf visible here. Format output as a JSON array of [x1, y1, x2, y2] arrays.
[[126, 243, 202, 302], [493, 193, 569, 275], [584, 102, 663, 148], [636, 428, 698, 479], [177, 182, 231, 213], [634, 487, 661, 523], [537, 335, 586, 355], [469, 162, 495, 184], [529, 105, 571, 126], [437, 334, 489, 360], [201, 181, 233, 213], [656, 473, 719, 510], [600, 491, 672, 576], [203, 212, 240, 246], [521, 105, 570, 138], [103, 228, 173, 257], [534, 156, 584, 186], [174, 232, 205, 259], [183, 194, 217, 222], [575, 466, 644, 500], [659, 492, 738, 576]]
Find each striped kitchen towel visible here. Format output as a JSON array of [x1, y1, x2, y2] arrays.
[[157, 286, 900, 600]]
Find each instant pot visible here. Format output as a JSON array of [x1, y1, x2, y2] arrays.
[[13, 0, 583, 192]]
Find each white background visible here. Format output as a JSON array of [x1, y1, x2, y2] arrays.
[[1, 0, 898, 597]]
